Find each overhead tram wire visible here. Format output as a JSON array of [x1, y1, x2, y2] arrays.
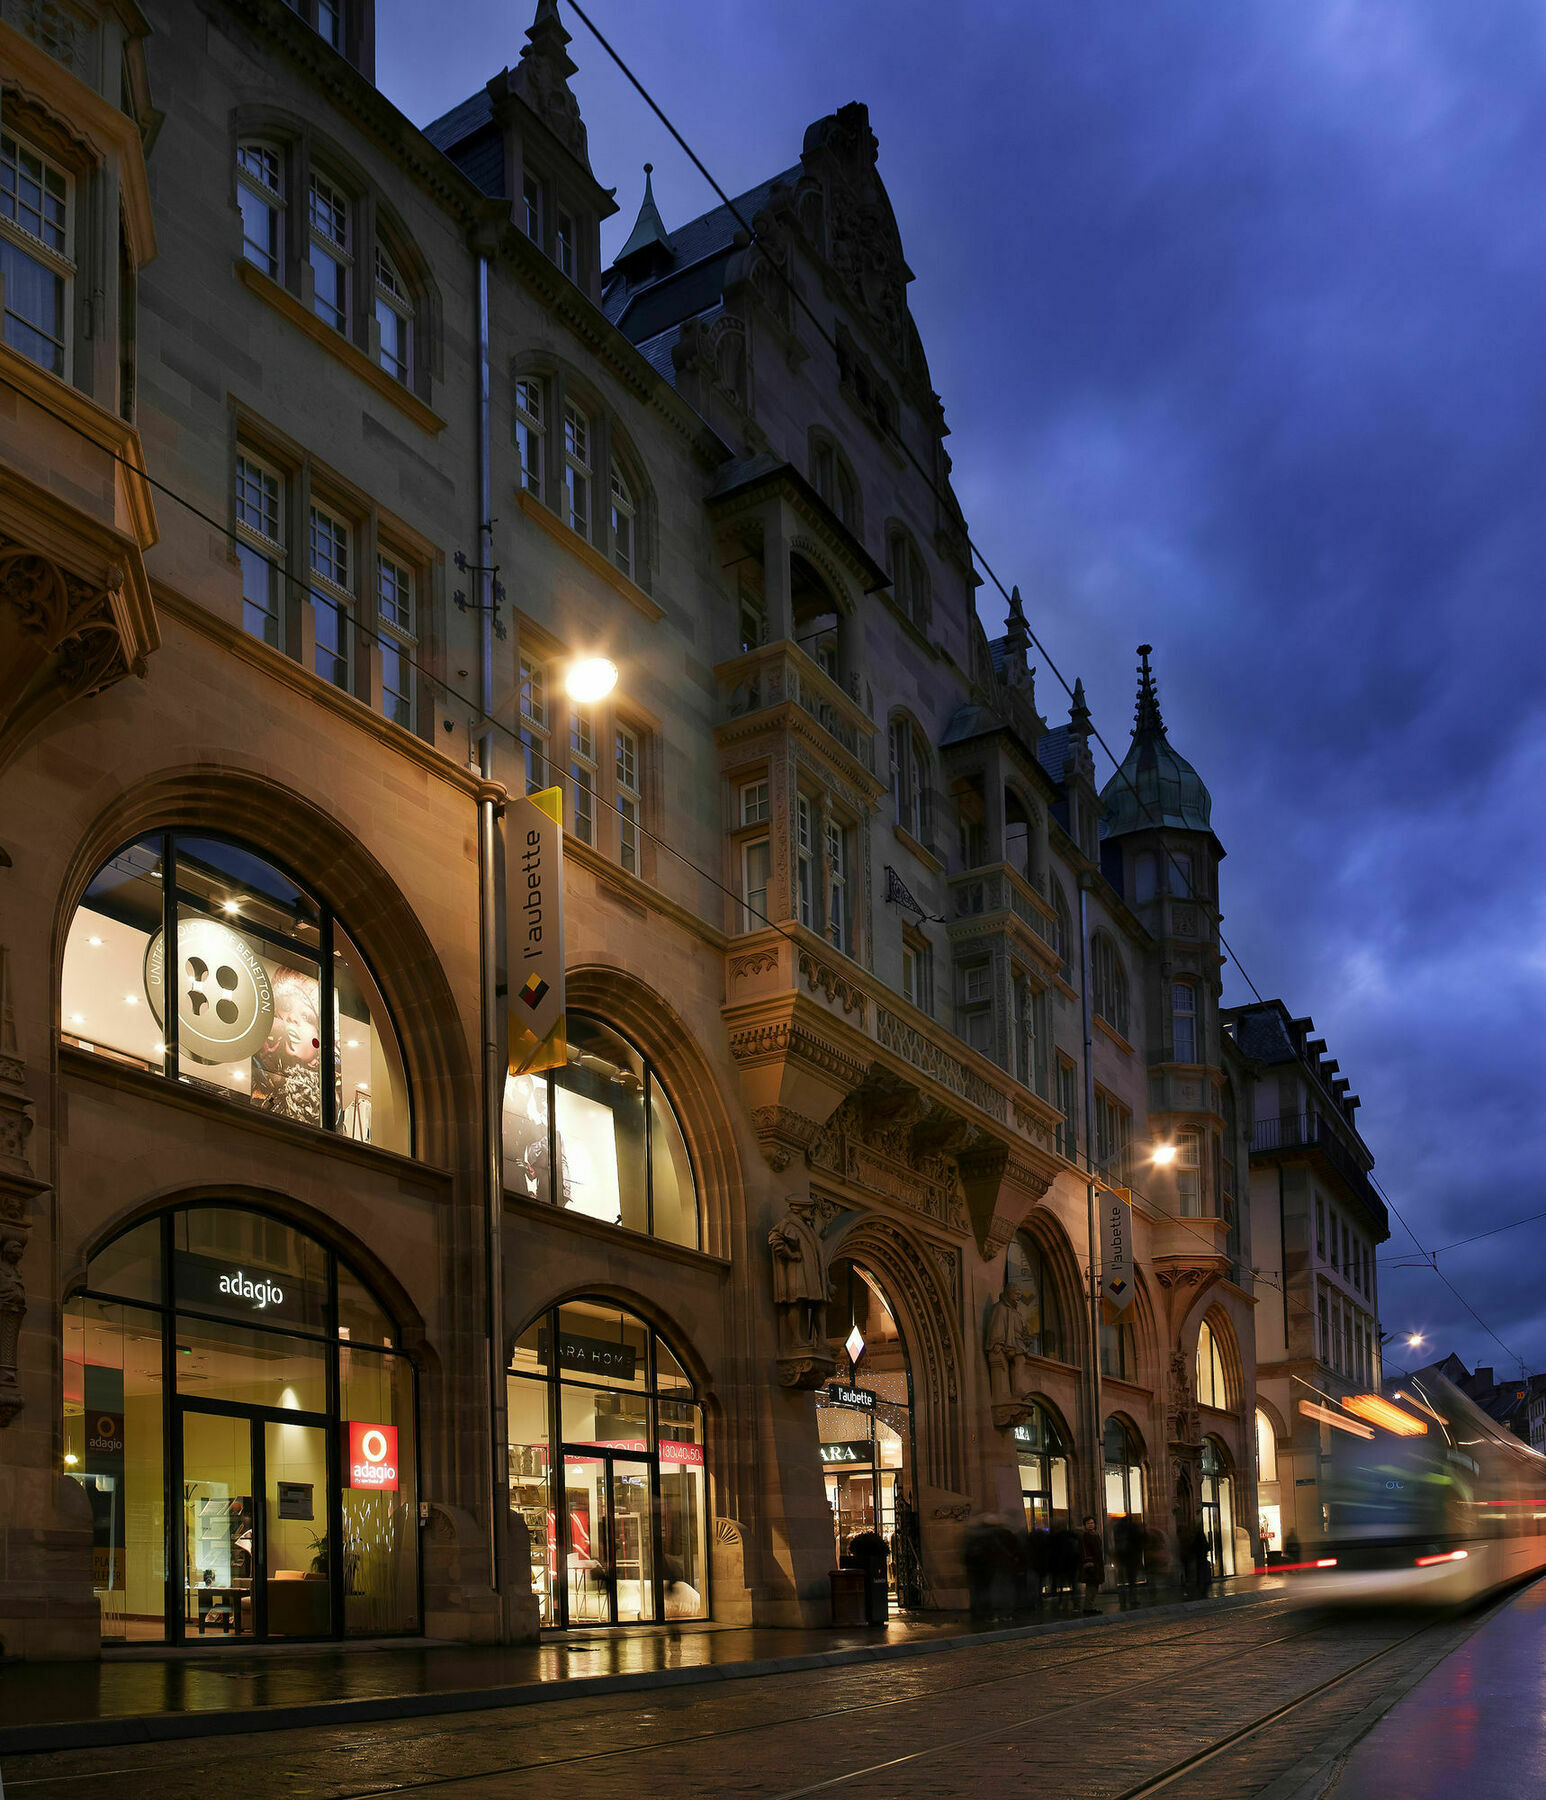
[[564, 0, 1267, 1004]]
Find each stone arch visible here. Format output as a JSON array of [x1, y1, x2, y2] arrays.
[[1024, 1389, 1077, 1455], [506, 1283, 714, 1403], [1103, 1406, 1149, 1463], [52, 767, 477, 1171], [787, 535, 856, 615], [1012, 1205, 1084, 1370], [824, 1212, 964, 1494], [66, 1181, 435, 1374], [564, 963, 746, 1261]]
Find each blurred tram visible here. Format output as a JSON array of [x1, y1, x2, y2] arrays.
[[1298, 1366, 1546, 1604]]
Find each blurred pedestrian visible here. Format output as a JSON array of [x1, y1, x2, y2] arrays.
[[963, 1516, 997, 1620], [1025, 1522, 1050, 1613], [1144, 1523, 1172, 1601], [1078, 1514, 1104, 1615], [1113, 1514, 1144, 1608], [1050, 1519, 1079, 1613]]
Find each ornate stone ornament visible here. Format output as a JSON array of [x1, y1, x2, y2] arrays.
[[768, 1194, 835, 1389]]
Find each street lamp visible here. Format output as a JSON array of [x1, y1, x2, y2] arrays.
[[1380, 1330, 1425, 1349], [1150, 1143, 1177, 1167], [564, 657, 619, 703]]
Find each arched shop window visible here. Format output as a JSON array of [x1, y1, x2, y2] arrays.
[[61, 834, 411, 1152], [502, 1012, 698, 1249], [1014, 1402, 1071, 1531], [1200, 1436, 1237, 1578], [507, 1300, 707, 1628], [1005, 1233, 1066, 1361], [1196, 1317, 1230, 1410], [63, 1205, 417, 1646], [1103, 1416, 1145, 1535]]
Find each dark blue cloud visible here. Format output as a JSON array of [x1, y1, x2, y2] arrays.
[[380, 0, 1546, 1370]]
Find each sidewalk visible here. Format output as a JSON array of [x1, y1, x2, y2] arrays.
[[0, 1574, 1283, 1756]]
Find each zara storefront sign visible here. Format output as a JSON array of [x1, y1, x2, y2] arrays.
[[348, 1422, 399, 1490], [820, 1441, 870, 1465], [539, 1327, 638, 1383]]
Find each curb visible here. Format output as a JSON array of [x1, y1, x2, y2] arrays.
[[0, 1587, 1276, 1757]]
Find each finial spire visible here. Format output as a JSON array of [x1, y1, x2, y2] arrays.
[[1005, 584, 1029, 657], [1069, 676, 1091, 738], [616, 161, 672, 269], [1134, 643, 1165, 736]]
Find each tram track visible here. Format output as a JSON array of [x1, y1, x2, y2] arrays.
[[4, 1598, 1357, 1799]]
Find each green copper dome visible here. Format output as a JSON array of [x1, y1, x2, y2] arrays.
[[1100, 645, 1213, 836]]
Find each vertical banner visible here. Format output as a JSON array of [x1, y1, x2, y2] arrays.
[[508, 786, 566, 1076], [1100, 1190, 1134, 1315]]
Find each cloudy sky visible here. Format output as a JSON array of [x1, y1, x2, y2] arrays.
[[380, 1, 1546, 1375]]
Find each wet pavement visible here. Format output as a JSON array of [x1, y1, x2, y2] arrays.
[[0, 1574, 1278, 1753], [1327, 1576, 1546, 1799]]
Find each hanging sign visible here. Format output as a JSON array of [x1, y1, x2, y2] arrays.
[[539, 1327, 638, 1382], [508, 787, 566, 1077], [1100, 1192, 1135, 1316], [823, 1384, 875, 1411]]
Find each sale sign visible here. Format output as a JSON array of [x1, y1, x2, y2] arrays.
[[348, 1421, 399, 1490]]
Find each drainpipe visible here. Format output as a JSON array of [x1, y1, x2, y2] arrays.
[[1077, 877, 1104, 1531], [475, 250, 506, 1608]]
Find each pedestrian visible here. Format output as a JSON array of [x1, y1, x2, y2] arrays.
[[1187, 1523, 1212, 1600], [1258, 1515, 1272, 1569], [962, 1516, 997, 1620], [1143, 1524, 1172, 1601], [1284, 1529, 1301, 1567], [1049, 1519, 1079, 1612], [1025, 1522, 1050, 1613], [1113, 1514, 1144, 1609], [1078, 1514, 1104, 1616]]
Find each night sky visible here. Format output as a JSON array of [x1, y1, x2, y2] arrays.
[[379, 2, 1546, 1377]]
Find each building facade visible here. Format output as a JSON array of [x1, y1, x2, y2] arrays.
[[0, 0, 1259, 1658], [1223, 1001, 1387, 1560]]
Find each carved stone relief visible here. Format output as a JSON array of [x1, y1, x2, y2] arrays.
[[769, 1195, 836, 1389]]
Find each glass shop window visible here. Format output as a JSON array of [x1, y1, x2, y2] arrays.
[[501, 1012, 699, 1250], [61, 833, 411, 1154]]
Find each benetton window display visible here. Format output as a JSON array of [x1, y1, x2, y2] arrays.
[[61, 833, 411, 1152], [63, 1206, 419, 1644], [501, 1012, 698, 1248], [507, 1300, 707, 1627]]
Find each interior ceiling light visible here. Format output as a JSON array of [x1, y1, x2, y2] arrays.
[[222, 899, 241, 915], [1298, 1398, 1374, 1439], [1344, 1393, 1427, 1436], [845, 1324, 865, 1365]]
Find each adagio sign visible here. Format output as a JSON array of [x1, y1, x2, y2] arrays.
[[348, 1422, 399, 1491]]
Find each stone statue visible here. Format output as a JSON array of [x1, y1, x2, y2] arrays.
[[985, 1282, 1035, 1424], [769, 1196, 836, 1389], [0, 1234, 26, 1427]]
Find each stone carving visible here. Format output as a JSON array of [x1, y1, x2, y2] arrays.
[[875, 1006, 1008, 1123], [803, 103, 910, 364], [713, 1517, 744, 1545], [769, 1195, 835, 1388], [808, 1092, 970, 1235], [4, 0, 89, 80], [798, 950, 867, 1023], [728, 949, 779, 982], [984, 1281, 1036, 1428], [931, 1502, 970, 1521], [1167, 1346, 1202, 1449], [511, 0, 588, 163], [0, 545, 143, 753], [750, 1104, 821, 1173], [0, 1235, 25, 1427], [728, 1020, 868, 1092]]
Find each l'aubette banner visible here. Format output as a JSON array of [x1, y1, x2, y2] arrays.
[[508, 787, 566, 1076]]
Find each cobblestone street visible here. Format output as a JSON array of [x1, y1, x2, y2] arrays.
[[1, 1591, 1508, 1799]]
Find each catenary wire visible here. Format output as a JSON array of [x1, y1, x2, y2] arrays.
[[562, 0, 1534, 1369]]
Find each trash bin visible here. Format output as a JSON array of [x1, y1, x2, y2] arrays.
[[829, 1567, 866, 1627], [846, 1530, 890, 1624]]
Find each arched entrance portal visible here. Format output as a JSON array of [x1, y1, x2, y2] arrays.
[[818, 1259, 922, 1606], [64, 1204, 419, 1645]]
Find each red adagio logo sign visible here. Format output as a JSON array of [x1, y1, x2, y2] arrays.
[[347, 1422, 399, 1491]]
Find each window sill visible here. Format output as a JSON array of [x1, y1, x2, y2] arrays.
[[502, 1186, 730, 1272], [514, 489, 666, 622], [236, 260, 446, 437], [892, 823, 944, 873], [1094, 1015, 1135, 1055]]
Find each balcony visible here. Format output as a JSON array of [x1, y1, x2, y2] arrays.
[[948, 862, 1062, 965], [1250, 1112, 1387, 1231], [715, 640, 878, 778]]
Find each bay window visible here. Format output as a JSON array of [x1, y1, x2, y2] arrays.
[[1, 128, 71, 376]]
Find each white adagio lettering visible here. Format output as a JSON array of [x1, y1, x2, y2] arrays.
[[218, 1268, 285, 1311]]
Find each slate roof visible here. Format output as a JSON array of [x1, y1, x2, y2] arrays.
[[1037, 725, 1070, 785], [1229, 1004, 1298, 1066]]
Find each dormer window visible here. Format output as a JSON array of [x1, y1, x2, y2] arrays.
[[307, 172, 351, 333], [1, 129, 71, 377], [373, 247, 412, 383]]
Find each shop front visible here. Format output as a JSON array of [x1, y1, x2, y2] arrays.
[[507, 1299, 708, 1627], [1014, 1403, 1071, 1530], [1200, 1435, 1237, 1577], [64, 1205, 419, 1644]]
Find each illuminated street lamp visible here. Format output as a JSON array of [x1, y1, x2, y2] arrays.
[[564, 657, 619, 704], [1150, 1143, 1177, 1167], [1380, 1329, 1425, 1349]]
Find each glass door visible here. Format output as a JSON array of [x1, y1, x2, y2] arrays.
[[610, 1458, 655, 1623], [560, 1450, 659, 1624], [563, 1452, 610, 1623], [264, 1420, 332, 1637], [182, 1410, 255, 1638]]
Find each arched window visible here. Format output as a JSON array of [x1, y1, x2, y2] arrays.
[[1005, 1233, 1066, 1362], [373, 243, 413, 383], [1100, 1320, 1137, 1382], [1050, 880, 1073, 982], [508, 1299, 706, 1627], [1196, 1318, 1229, 1411], [562, 400, 591, 536], [65, 1203, 418, 1645], [61, 833, 411, 1151], [1090, 932, 1129, 1038], [1004, 790, 1040, 890], [1172, 980, 1198, 1064], [810, 431, 861, 534], [1014, 1402, 1071, 1530], [1255, 1407, 1278, 1484], [888, 716, 928, 842], [609, 467, 635, 579], [502, 1012, 698, 1249], [1103, 1416, 1145, 1529], [886, 528, 929, 626]]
